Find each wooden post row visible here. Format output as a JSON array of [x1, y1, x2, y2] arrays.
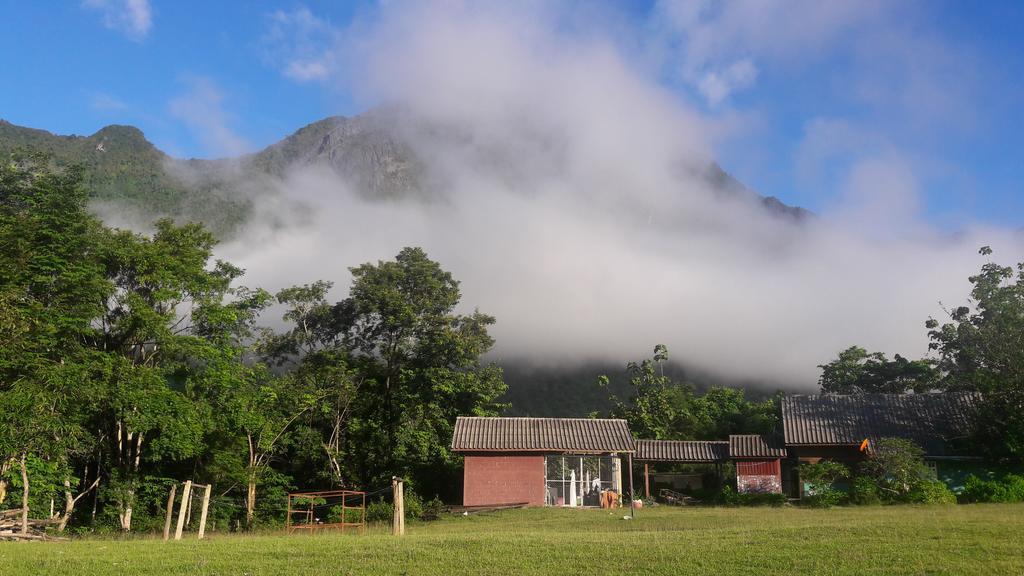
[[163, 484, 177, 541], [174, 480, 192, 541], [392, 477, 405, 536], [197, 484, 211, 540]]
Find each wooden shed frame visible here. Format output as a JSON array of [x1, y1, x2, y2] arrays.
[[286, 490, 366, 534]]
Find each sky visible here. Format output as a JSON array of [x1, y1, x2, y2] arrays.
[[2, 1, 1024, 388], [2, 0, 1023, 225]]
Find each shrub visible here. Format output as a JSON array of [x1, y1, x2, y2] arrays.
[[803, 488, 844, 508], [421, 497, 446, 521], [959, 474, 1024, 503], [860, 438, 934, 499], [799, 461, 850, 508], [716, 485, 739, 505], [363, 490, 437, 524], [715, 486, 786, 506], [905, 480, 956, 504], [365, 499, 393, 524], [403, 490, 424, 520], [848, 476, 882, 506]]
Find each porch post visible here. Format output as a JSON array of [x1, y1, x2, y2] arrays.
[[628, 453, 635, 517], [644, 462, 650, 499]]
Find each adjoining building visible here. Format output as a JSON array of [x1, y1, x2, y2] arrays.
[[729, 434, 788, 494], [782, 392, 981, 493], [634, 440, 728, 498], [451, 417, 635, 507]]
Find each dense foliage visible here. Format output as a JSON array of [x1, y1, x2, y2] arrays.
[[959, 474, 1024, 503], [0, 157, 504, 532], [599, 345, 781, 441]]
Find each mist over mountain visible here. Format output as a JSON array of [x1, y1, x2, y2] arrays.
[[1, 109, 807, 236], [4, 2, 1022, 419], [1, 110, 812, 415]]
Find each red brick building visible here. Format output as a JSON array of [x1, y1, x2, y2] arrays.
[[451, 417, 636, 507]]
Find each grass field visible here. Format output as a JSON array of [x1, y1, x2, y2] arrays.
[[3, 504, 1023, 575]]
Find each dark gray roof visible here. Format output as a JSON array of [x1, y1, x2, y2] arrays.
[[729, 435, 787, 459], [451, 417, 635, 453], [782, 393, 978, 458], [635, 440, 729, 462]]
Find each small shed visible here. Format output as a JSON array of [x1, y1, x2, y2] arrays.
[[634, 440, 729, 498], [451, 417, 636, 507], [729, 434, 786, 494]]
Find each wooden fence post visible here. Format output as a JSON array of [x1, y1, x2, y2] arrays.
[[197, 484, 211, 540], [628, 453, 635, 518], [163, 484, 177, 541], [174, 480, 192, 541], [392, 477, 405, 536]]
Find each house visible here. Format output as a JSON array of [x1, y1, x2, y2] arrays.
[[451, 417, 636, 507], [783, 392, 981, 493]]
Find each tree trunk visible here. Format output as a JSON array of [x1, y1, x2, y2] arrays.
[[246, 475, 257, 528], [59, 479, 75, 532], [58, 474, 101, 532], [19, 453, 29, 535], [119, 497, 134, 532], [0, 457, 11, 504]]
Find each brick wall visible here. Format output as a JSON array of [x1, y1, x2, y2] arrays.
[[463, 453, 545, 507]]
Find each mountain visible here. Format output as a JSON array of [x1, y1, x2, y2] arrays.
[[0, 110, 809, 238]]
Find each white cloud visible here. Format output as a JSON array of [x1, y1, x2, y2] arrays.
[[82, 0, 152, 41], [262, 7, 339, 83], [697, 58, 758, 106], [168, 76, 251, 158], [210, 1, 1023, 390], [650, 0, 887, 105]]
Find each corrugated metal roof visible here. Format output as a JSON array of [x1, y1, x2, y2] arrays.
[[729, 435, 787, 459], [451, 417, 636, 453], [782, 392, 978, 457], [635, 440, 728, 462]]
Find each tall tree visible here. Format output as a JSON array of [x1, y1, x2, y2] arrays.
[[0, 155, 108, 527], [89, 220, 236, 530], [259, 281, 361, 488], [600, 345, 695, 440], [334, 247, 506, 496], [926, 247, 1024, 462]]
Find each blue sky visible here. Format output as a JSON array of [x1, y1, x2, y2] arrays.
[[1, 0, 1022, 227]]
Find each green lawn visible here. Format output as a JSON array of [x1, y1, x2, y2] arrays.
[[3, 504, 1022, 575]]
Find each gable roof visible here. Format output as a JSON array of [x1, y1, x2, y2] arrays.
[[636, 440, 729, 462], [451, 417, 635, 453], [782, 392, 978, 458], [729, 435, 787, 459]]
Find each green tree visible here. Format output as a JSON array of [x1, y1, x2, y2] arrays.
[[0, 155, 109, 530], [259, 281, 361, 488], [90, 220, 239, 530], [601, 345, 696, 440], [925, 247, 1024, 462], [601, 345, 779, 441], [818, 346, 939, 394], [334, 247, 506, 497], [859, 438, 934, 498]]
